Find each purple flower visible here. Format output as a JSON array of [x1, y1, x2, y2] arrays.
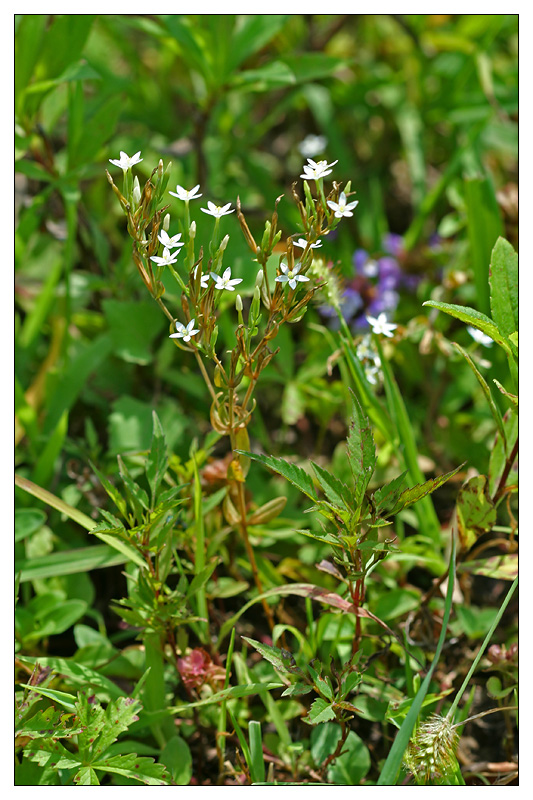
[[382, 233, 404, 256]]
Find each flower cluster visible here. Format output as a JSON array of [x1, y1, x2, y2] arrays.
[[319, 233, 420, 333], [177, 648, 225, 692]]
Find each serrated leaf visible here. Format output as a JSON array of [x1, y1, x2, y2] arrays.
[[281, 682, 313, 698], [372, 471, 408, 513], [117, 455, 150, 514], [236, 451, 316, 501], [422, 300, 511, 353], [385, 464, 464, 517], [346, 394, 376, 507], [241, 636, 288, 672], [307, 697, 336, 724], [16, 707, 81, 740], [489, 237, 518, 340], [74, 766, 100, 785], [92, 753, 170, 785], [456, 475, 497, 551], [311, 461, 353, 512], [24, 738, 81, 769]]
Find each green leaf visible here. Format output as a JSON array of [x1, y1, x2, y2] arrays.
[[159, 735, 192, 785], [170, 682, 285, 713], [385, 464, 464, 517], [306, 698, 336, 725], [16, 706, 81, 739], [458, 554, 517, 581], [281, 52, 347, 83], [15, 509, 47, 543], [373, 588, 421, 622], [328, 730, 371, 785], [241, 637, 288, 672], [346, 393, 376, 507], [236, 451, 316, 501], [24, 738, 81, 769], [92, 753, 170, 785], [73, 766, 100, 786], [18, 655, 126, 701], [422, 300, 511, 354], [489, 237, 518, 339], [232, 60, 296, 91], [311, 461, 352, 512], [146, 411, 168, 503], [453, 342, 507, 446], [15, 544, 128, 582], [464, 175, 504, 315], [226, 15, 290, 73], [372, 471, 409, 514], [456, 475, 497, 551]]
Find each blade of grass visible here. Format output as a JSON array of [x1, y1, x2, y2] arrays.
[[248, 721, 266, 784], [377, 536, 457, 785], [374, 335, 442, 545], [15, 473, 146, 569], [191, 452, 209, 643]]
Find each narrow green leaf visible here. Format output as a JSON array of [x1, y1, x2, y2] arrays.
[[346, 393, 376, 506], [311, 461, 352, 512], [170, 682, 285, 713], [422, 300, 511, 354], [236, 451, 317, 501], [241, 637, 288, 672], [489, 236, 518, 339], [464, 175, 504, 315], [377, 537, 457, 785], [146, 411, 168, 503], [386, 464, 464, 517], [16, 545, 127, 582], [453, 342, 506, 447], [248, 721, 266, 784]]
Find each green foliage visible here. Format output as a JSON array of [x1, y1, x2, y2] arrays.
[[15, 13, 518, 787]]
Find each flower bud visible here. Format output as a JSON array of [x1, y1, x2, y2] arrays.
[[157, 159, 164, 178], [189, 221, 196, 239], [132, 177, 141, 206], [235, 294, 243, 312], [220, 234, 229, 252], [163, 213, 171, 232], [255, 269, 264, 287], [253, 286, 261, 302]]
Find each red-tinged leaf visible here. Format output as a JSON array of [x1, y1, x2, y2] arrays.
[[385, 464, 464, 517]]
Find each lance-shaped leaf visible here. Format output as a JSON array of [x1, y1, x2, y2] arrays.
[[371, 471, 408, 515], [422, 300, 511, 354], [346, 393, 376, 507], [91, 753, 170, 785], [489, 237, 518, 341], [311, 461, 353, 512], [384, 464, 464, 518], [235, 451, 317, 501], [146, 411, 168, 503], [242, 636, 298, 674]]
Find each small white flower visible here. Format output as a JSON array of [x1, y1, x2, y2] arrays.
[[298, 134, 328, 158], [467, 326, 493, 347], [210, 267, 242, 291], [327, 191, 359, 218], [150, 247, 178, 268], [108, 150, 143, 170], [158, 230, 183, 250], [366, 313, 397, 338], [169, 184, 202, 201], [300, 158, 338, 180], [365, 364, 381, 385], [362, 259, 379, 277], [201, 201, 234, 218], [169, 318, 200, 343], [193, 265, 209, 289], [293, 238, 322, 249], [275, 262, 310, 291]]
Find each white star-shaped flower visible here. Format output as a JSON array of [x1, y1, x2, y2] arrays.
[[366, 313, 397, 338], [169, 319, 200, 343], [300, 158, 338, 180], [201, 201, 234, 218], [150, 247, 178, 268], [193, 265, 210, 288], [158, 230, 183, 250], [210, 267, 242, 291], [275, 262, 310, 291], [293, 238, 322, 249], [169, 184, 202, 201], [466, 326, 493, 347], [327, 191, 359, 218], [108, 151, 143, 170]]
